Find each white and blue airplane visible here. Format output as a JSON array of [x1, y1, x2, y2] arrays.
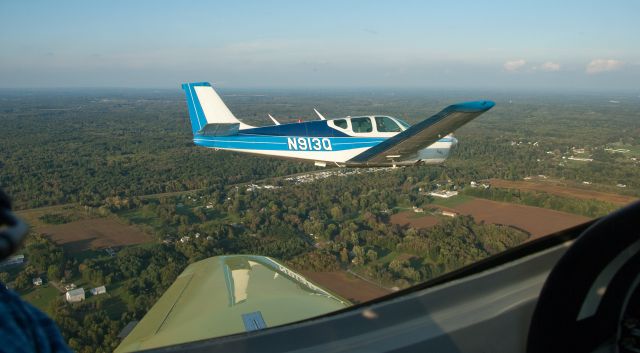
[[182, 82, 495, 168]]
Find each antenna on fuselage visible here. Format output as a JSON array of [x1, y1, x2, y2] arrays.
[[313, 108, 326, 120], [267, 114, 281, 125]]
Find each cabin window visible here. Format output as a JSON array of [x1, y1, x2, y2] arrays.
[[351, 117, 372, 133], [334, 119, 348, 129], [375, 116, 402, 132], [395, 118, 411, 129]]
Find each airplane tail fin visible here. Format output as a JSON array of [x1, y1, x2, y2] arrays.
[[181, 82, 254, 135]]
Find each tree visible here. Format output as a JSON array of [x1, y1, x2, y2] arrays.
[[366, 249, 378, 263], [340, 248, 349, 264], [48, 264, 61, 281], [0, 272, 10, 284]]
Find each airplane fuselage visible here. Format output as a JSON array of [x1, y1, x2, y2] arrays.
[[193, 118, 457, 167], [182, 82, 492, 168]]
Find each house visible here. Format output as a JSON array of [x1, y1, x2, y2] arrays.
[[441, 210, 458, 218], [65, 288, 85, 303], [568, 156, 593, 162], [412, 206, 424, 213], [180, 236, 191, 243], [32, 277, 43, 286], [429, 190, 459, 198], [90, 285, 107, 296]]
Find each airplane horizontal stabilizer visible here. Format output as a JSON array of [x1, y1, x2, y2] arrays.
[[347, 100, 495, 166], [199, 123, 240, 136]]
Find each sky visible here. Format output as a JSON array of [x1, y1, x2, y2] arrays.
[[1, 0, 639, 91]]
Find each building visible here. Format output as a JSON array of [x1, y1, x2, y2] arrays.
[[568, 156, 593, 162], [441, 211, 458, 218], [412, 206, 424, 213], [429, 190, 459, 198], [91, 285, 107, 296], [32, 277, 43, 286], [65, 288, 85, 303], [470, 181, 490, 189]]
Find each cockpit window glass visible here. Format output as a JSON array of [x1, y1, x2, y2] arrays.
[[351, 117, 372, 133], [334, 119, 348, 129], [375, 116, 402, 132], [395, 118, 411, 129]]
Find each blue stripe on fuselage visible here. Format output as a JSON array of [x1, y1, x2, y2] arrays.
[[193, 135, 454, 152]]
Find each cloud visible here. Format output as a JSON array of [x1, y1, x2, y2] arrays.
[[541, 61, 561, 72], [504, 59, 526, 72], [586, 59, 624, 74]]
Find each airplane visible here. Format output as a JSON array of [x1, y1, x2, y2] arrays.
[[181, 82, 495, 168]]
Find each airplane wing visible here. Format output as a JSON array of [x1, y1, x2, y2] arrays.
[[347, 100, 495, 166], [115, 255, 349, 352]]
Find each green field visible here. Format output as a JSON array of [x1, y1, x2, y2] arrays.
[[22, 285, 61, 314], [430, 194, 474, 208]]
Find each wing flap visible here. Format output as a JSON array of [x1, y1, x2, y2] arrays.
[[347, 100, 495, 165]]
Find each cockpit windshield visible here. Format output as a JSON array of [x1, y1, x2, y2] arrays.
[[375, 116, 402, 132], [1, 2, 637, 352], [395, 118, 411, 129]]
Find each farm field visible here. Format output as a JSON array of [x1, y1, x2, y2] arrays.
[[301, 270, 391, 304], [396, 195, 591, 239], [39, 218, 154, 253], [390, 211, 440, 229], [450, 198, 590, 238], [488, 179, 637, 206]]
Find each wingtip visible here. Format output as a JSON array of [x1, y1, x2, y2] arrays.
[[453, 100, 496, 112]]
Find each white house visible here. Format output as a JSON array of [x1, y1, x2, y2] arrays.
[[90, 285, 107, 296], [441, 210, 458, 218], [65, 288, 85, 303], [429, 190, 459, 198], [32, 277, 43, 286]]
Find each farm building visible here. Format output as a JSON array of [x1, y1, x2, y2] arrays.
[[441, 211, 458, 218], [66, 288, 85, 303], [91, 285, 107, 296], [429, 190, 459, 198]]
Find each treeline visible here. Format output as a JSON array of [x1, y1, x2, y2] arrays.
[[0, 94, 314, 210], [358, 215, 527, 288]]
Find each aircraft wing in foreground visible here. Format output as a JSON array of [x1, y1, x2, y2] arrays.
[[115, 255, 349, 352], [181, 82, 495, 167]]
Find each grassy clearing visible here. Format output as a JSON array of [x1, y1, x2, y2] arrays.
[[22, 284, 61, 314], [430, 194, 474, 208]]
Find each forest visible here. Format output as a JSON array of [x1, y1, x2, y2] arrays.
[[1, 88, 639, 352]]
